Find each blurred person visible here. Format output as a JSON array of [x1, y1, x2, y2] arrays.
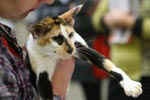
[[103, 0, 150, 100], [0, 0, 76, 100], [92, 0, 146, 100]]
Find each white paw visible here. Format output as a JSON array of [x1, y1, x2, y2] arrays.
[[120, 79, 142, 98]]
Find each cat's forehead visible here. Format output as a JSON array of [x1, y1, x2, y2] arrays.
[[31, 16, 75, 40], [40, 17, 67, 26], [40, 17, 74, 34]]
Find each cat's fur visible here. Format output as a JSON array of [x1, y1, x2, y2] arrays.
[[14, 5, 142, 100]]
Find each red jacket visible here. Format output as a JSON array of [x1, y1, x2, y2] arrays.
[[92, 35, 110, 79]]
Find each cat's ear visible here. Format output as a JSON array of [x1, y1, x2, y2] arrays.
[[59, 5, 83, 26], [29, 24, 46, 38], [29, 17, 54, 38], [29, 24, 51, 39]]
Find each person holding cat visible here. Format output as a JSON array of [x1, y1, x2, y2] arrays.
[[0, 0, 75, 100]]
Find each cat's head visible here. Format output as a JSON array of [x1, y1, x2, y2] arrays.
[[29, 5, 87, 59]]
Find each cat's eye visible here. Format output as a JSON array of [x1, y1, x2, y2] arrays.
[[52, 34, 64, 45], [69, 32, 74, 38]]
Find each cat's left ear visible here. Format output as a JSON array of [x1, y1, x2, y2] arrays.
[[59, 5, 83, 26], [29, 23, 51, 39], [29, 17, 54, 39]]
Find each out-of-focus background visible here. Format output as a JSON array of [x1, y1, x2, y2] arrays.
[[25, 0, 150, 100]]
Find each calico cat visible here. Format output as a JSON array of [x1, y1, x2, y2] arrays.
[[24, 5, 142, 100]]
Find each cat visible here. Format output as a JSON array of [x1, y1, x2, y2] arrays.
[[13, 5, 142, 100]]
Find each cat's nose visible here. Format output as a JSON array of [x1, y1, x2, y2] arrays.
[[65, 39, 73, 54], [75, 42, 83, 48]]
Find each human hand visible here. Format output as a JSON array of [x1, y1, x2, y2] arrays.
[[104, 9, 135, 29], [51, 57, 75, 99]]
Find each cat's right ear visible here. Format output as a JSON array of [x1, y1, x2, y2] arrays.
[[59, 5, 83, 26]]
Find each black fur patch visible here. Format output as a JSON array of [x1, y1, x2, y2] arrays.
[[75, 42, 123, 82], [38, 72, 53, 100], [52, 16, 67, 25], [110, 71, 123, 82], [75, 42, 105, 69], [52, 34, 64, 45], [64, 39, 73, 54]]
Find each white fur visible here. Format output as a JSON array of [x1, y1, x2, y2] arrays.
[[120, 79, 142, 97], [60, 24, 88, 47], [14, 21, 142, 98], [111, 67, 142, 97], [27, 34, 60, 79], [13, 21, 62, 80], [26, 24, 87, 81]]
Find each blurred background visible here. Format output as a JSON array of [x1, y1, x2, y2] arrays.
[[25, 0, 150, 100]]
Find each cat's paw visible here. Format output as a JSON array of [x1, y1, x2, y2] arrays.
[[120, 79, 142, 98]]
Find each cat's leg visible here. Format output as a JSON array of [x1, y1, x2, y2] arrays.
[[37, 72, 53, 100], [103, 59, 142, 97], [75, 42, 142, 97]]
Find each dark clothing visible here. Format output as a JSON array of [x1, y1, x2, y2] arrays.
[[79, 81, 101, 100], [0, 23, 37, 100], [108, 78, 134, 100]]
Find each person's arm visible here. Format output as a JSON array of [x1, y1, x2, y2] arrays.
[[92, 0, 109, 32], [102, 9, 150, 39], [118, 15, 150, 39], [139, 18, 150, 39], [138, 0, 150, 39], [51, 57, 75, 100]]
